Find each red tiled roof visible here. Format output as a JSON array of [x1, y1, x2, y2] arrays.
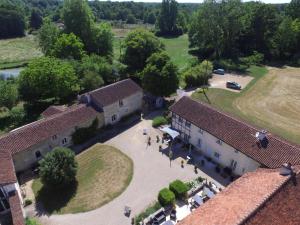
[[169, 97, 300, 168], [9, 191, 25, 225], [0, 104, 99, 156], [177, 168, 291, 225], [41, 105, 67, 117], [245, 169, 300, 225], [0, 149, 16, 185], [87, 79, 142, 107]]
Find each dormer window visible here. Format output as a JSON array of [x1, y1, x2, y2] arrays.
[[216, 139, 222, 145], [178, 117, 183, 123], [185, 121, 191, 128], [119, 100, 123, 107], [52, 135, 57, 140], [198, 129, 204, 134]]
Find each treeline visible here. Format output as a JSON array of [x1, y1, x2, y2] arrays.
[[189, 0, 300, 63]]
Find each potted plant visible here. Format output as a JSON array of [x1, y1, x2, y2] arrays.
[[194, 165, 198, 174], [181, 160, 184, 168], [159, 145, 162, 151]]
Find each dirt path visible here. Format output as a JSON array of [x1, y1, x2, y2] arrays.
[[234, 67, 300, 144]]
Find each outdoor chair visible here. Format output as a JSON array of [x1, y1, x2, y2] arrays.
[[124, 206, 131, 217], [170, 209, 177, 221]]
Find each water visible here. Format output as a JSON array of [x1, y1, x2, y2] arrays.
[[0, 68, 24, 79]]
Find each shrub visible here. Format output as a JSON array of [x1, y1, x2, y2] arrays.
[[196, 176, 204, 183], [135, 201, 161, 224], [158, 188, 175, 207], [239, 51, 264, 66], [169, 180, 188, 200], [72, 118, 98, 145], [24, 199, 32, 207], [152, 116, 168, 128], [39, 147, 78, 189], [25, 218, 40, 225]]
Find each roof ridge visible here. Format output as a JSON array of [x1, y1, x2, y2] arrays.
[[88, 78, 131, 94], [185, 97, 300, 150]]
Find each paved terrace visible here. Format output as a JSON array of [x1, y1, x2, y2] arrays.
[[28, 112, 228, 225]]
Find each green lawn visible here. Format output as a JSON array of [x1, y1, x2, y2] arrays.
[[160, 34, 196, 72], [32, 144, 133, 214], [0, 35, 42, 69]]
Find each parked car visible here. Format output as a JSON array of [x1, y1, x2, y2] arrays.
[[213, 68, 225, 75], [226, 81, 241, 90]]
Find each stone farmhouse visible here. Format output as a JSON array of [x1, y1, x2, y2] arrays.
[[170, 96, 300, 176], [0, 79, 142, 224]]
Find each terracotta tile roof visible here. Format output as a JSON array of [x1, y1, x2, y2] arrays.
[[177, 168, 291, 225], [245, 169, 300, 225], [169, 97, 300, 168], [41, 105, 67, 117], [0, 149, 16, 185], [8, 191, 25, 225], [0, 104, 99, 156], [87, 79, 142, 107]]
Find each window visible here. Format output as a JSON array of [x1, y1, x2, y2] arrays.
[[119, 100, 123, 107], [35, 151, 41, 159], [112, 114, 117, 122], [216, 139, 223, 145], [198, 129, 204, 134], [52, 135, 57, 140], [198, 138, 202, 147], [178, 117, 183, 123], [214, 152, 220, 159], [62, 138, 67, 145], [185, 121, 191, 128]]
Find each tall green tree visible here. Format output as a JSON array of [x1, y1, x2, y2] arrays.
[[0, 8, 25, 39], [18, 57, 79, 103], [142, 52, 179, 97], [121, 29, 164, 74], [157, 0, 181, 36], [37, 19, 60, 56], [52, 33, 85, 60], [30, 8, 43, 30], [286, 0, 300, 19]]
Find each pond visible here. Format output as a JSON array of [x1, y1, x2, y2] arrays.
[[0, 67, 24, 79]]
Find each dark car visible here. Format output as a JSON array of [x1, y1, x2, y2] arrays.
[[226, 81, 241, 90], [213, 68, 225, 75]]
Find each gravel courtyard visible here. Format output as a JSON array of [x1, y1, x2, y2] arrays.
[[34, 114, 225, 225]]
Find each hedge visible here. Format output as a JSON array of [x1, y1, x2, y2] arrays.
[[169, 180, 188, 200], [158, 188, 175, 207], [152, 116, 168, 128]]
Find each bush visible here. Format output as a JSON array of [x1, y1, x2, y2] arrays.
[[169, 180, 188, 200], [239, 51, 264, 66], [9, 106, 25, 125], [72, 118, 99, 145], [24, 199, 32, 207], [152, 116, 168, 128], [39, 147, 78, 189], [196, 176, 204, 183], [25, 218, 40, 225], [158, 188, 175, 207], [135, 201, 161, 224]]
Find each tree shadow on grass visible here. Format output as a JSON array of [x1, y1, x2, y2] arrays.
[[35, 181, 78, 216]]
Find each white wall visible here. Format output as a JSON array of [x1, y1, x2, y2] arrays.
[[103, 91, 143, 125], [171, 113, 261, 176]]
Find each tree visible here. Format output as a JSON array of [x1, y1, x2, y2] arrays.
[[91, 23, 114, 58], [37, 19, 60, 56], [183, 60, 213, 88], [0, 80, 18, 109], [39, 147, 78, 189], [62, 0, 94, 51], [0, 8, 25, 39], [30, 8, 43, 30], [81, 71, 104, 92], [52, 33, 85, 60], [77, 54, 113, 83], [18, 57, 79, 103], [286, 0, 300, 19], [157, 0, 181, 36], [142, 52, 179, 97], [158, 188, 175, 207], [121, 29, 164, 74], [126, 14, 136, 24], [9, 106, 25, 126]]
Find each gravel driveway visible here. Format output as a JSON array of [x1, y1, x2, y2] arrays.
[[33, 114, 226, 225], [209, 73, 253, 92]]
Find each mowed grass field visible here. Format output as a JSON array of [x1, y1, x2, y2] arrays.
[[32, 144, 133, 214], [0, 35, 42, 69], [193, 66, 300, 145]]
